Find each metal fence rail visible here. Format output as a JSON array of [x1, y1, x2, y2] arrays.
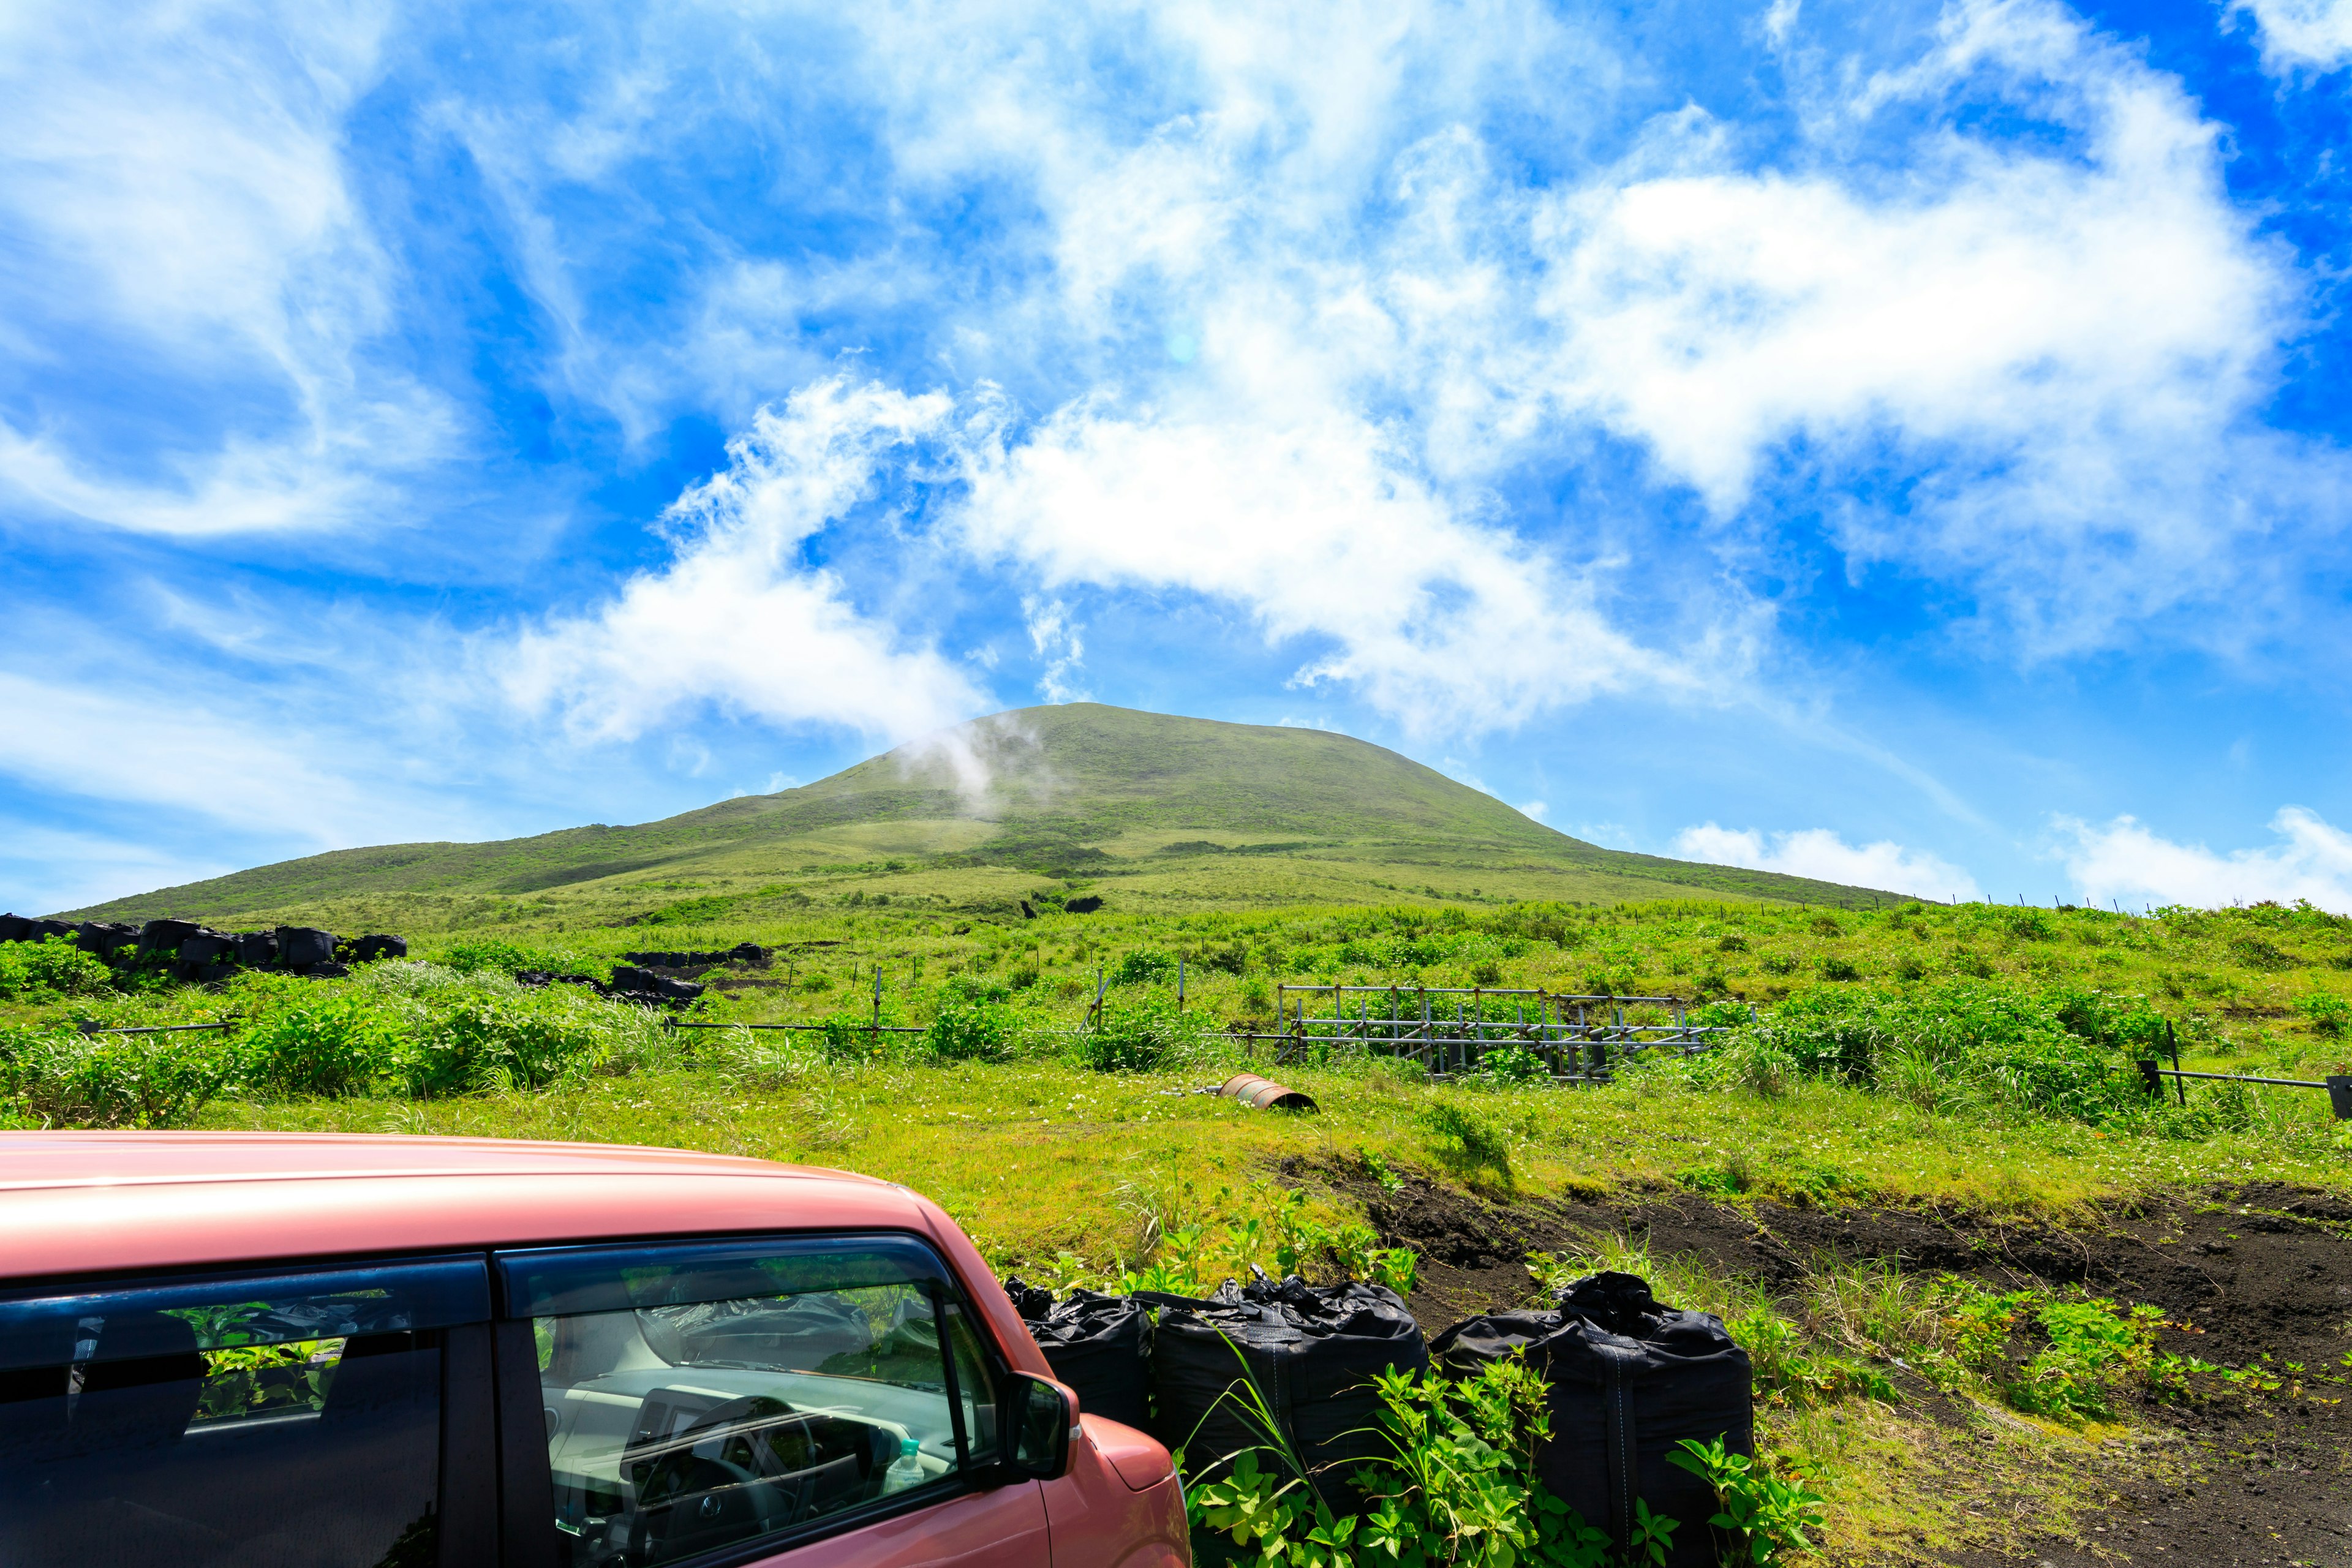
[[1272, 982, 1738, 1080]]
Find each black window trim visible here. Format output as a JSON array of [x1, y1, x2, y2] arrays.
[[486, 1227, 1028, 1568]]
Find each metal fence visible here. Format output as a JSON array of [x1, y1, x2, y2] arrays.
[[1270, 983, 1739, 1080]]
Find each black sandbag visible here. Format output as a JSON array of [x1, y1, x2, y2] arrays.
[[1000, 1276, 1055, 1321], [138, 919, 204, 955], [1144, 1275, 1426, 1507], [1027, 1290, 1152, 1433], [276, 926, 338, 967], [1430, 1272, 1751, 1568]]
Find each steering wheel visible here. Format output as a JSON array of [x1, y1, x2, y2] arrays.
[[625, 1395, 798, 1564]]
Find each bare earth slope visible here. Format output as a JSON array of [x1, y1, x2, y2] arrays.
[[64, 703, 1905, 920]]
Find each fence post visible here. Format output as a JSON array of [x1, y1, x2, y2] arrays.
[[870, 966, 881, 1052], [2328, 1077, 2352, 1121], [2166, 1020, 2187, 1107], [1177, 957, 1185, 1012]]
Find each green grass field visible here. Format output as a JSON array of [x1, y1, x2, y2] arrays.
[[8, 881, 2350, 1564]]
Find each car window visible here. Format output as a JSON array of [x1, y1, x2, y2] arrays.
[[0, 1257, 488, 1568], [500, 1234, 1003, 1567]]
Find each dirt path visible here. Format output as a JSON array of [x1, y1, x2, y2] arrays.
[[1343, 1172, 2352, 1566]]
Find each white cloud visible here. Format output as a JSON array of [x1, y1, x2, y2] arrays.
[[503, 378, 986, 744], [1531, 0, 2306, 651], [1518, 799, 1548, 821], [2233, 0, 2352, 72], [1673, 822, 1983, 900], [2057, 808, 2352, 913], [952, 401, 1679, 734]]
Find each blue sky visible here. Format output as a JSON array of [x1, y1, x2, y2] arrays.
[[4, 0, 2352, 914]]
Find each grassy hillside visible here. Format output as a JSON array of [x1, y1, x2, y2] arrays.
[[60, 704, 1902, 925]]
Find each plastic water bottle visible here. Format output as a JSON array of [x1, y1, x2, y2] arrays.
[[881, 1436, 924, 1493]]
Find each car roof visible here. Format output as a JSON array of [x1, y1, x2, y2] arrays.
[[0, 1131, 926, 1285]]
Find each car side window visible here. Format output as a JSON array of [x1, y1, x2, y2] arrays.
[[0, 1257, 488, 1568], [500, 1234, 1003, 1568]]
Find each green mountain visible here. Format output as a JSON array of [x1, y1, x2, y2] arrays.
[[63, 703, 1907, 924]]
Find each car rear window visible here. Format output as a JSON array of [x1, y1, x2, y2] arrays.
[[0, 1257, 488, 1568], [500, 1234, 1002, 1566]]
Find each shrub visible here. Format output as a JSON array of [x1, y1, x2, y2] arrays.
[[1112, 948, 1176, 986], [1702, 980, 2147, 1122], [434, 938, 598, 978], [1079, 992, 1204, 1072], [1471, 1044, 1548, 1084], [925, 979, 1017, 1061], [0, 936, 115, 1001], [1, 1027, 238, 1128], [398, 991, 617, 1095], [239, 991, 410, 1096], [1816, 956, 1862, 982]]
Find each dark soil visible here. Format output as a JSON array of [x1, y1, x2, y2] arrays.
[[1346, 1172, 2352, 1567]]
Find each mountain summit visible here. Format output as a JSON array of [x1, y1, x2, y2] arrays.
[[67, 704, 1904, 921]]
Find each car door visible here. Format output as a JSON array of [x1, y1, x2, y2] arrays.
[[492, 1232, 1050, 1568], [0, 1254, 497, 1568]]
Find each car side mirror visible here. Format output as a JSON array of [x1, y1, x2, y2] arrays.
[[999, 1372, 1077, 1480]]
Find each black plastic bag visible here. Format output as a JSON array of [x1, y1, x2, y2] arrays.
[[1144, 1275, 1426, 1509], [1023, 1289, 1152, 1432], [1000, 1276, 1055, 1321], [1429, 1271, 1751, 1568]]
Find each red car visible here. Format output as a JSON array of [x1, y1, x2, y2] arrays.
[[0, 1133, 1189, 1567]]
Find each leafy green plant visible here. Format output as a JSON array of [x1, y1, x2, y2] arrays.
[[1, 1026, 239, 1127], [1178, 1335, 1360, 1566], [925, 979, 1016, 1061], [1350, 1360, 1621, 1567], [1471, 1044, 1547, 1084], [2005, 1298, 2165, 1419], [1114, 948, 1178, 986], [1667, 1436, 1824, 1566], [434, 938, 597, 978], [0, 936, 115, 1001], [239, 990, 410, 1096]]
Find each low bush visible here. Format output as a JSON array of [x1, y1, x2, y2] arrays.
[[2297, 992, 2352, 1036], [925, 978, 1017, 1061], [1, 1025, 239, 1128], [0, 936, 115, 1001], [1696, 979, 2152, 1123], [432, 937, 601, 979], [1112, 948, 1177, 986], [240, 990, 410, 1096], [1079, 991, 1205, 1072]]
